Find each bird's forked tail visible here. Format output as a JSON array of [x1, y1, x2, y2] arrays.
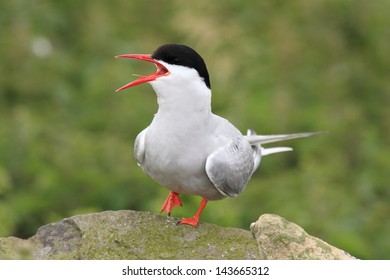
[[246, 130, 326, 172]]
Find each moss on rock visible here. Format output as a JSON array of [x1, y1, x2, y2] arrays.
[[0, 211, 356, 260], [1, 210, 259, 259]]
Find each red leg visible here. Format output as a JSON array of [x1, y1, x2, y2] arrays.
[[178, 197, 208, 227], [160, 191, 182, 216]]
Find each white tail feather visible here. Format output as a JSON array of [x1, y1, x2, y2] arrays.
[[245, 131, 326, 145], [262, 147, 293, 156]]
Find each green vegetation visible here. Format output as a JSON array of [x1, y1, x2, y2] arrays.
[[1, 0, 389, 259]]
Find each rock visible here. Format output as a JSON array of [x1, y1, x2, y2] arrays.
[[0, 236, 39, 260], [0, 210, 259, 259], [0, 210, 355, 260], [250, 214, 356, 260]]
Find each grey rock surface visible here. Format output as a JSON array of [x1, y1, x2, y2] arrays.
[[0, 210, 355, 260], [251, 214, 356, 260], [0, 210, 259, 259]]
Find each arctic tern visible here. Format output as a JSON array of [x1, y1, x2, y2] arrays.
[[116, 44, 322, 226]]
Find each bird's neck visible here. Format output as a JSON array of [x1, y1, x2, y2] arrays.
[[152, 82, 212, 119], [149, 82, 214, 145]]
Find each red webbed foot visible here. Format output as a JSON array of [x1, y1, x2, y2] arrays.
[[161, 191, 182, 216], [177, 197, 208, 227]]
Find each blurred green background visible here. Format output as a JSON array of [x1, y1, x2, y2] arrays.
[[1, 0, 389, 259]]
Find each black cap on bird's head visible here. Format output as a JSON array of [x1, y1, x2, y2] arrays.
[[115, 44, 211, 92], [152, 44, 210, 89]]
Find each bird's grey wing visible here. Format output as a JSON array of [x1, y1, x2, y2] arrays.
[[205, 137, 254, 197], [134, 127, 148, 166]]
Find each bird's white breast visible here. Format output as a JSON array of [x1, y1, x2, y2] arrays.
[[137, 63, 244, 200]]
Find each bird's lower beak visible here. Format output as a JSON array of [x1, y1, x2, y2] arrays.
[[115, 54, 169, 92]]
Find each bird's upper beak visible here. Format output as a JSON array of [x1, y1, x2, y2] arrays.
[[115, 54, 169, 92]]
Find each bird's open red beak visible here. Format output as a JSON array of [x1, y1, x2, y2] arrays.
[[115, 54, 169, 92]]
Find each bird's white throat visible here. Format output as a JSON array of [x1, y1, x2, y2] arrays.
[[150, 63, 212, 117]]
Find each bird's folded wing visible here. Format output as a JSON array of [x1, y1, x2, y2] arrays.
[[134, 127, 148, 166], [205, 137, 254, 197]]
